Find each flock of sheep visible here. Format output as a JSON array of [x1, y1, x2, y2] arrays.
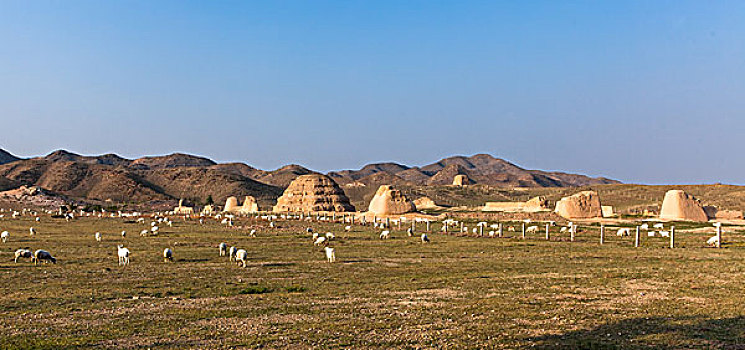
[[0, 206, 732, 269]]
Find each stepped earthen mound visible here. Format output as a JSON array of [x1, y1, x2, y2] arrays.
[[173, 199, 194, 214], [367, 185, 416, 215], [659, 190, 708, 222], [413, 197, 439, 210], [240, 196, 259, 213], [273, 174, 355, 212], [224, 196, 239, 212], [525, 196, 550, 211], [554, 191, 603, 219], [452, 174, 469, 186]]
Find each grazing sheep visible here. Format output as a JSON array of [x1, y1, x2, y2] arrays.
[[163, 248, 173, 262], [616, 228, 630, 237], [269, 221, 275, 228], [488, 230, 495, 237], [117, 245, 130, 266], [1, 231, 8, 243], [95, 232, 101, 242], [229, 246, 237, 261], [14, 248, 32, 262], [659, 231, 670, 238], [379, 230, 390, 240], [507, 226, 516, 232], [526, 226, 539, 234], [653, 223, 664, 229], [248, 229, 256, 237], [29, 227, 36, 236], [324, 246, 336, 263], [235, 249, 248, 267], [647, 231, 656, 237], [640, 223, 649, 230], [219, 242, 227, 256], [121, 230, 126, 238], [32, 249, 56, 265], [707, 235, 719, 247], [312, 232, 319, 241], [151, 226, 159, 233], [407, 228, 413, 237], [140, 229, 149, 237], [35, 217, 40, 222], [421, 233, 430, 243], [314, 236, 327, 246], [344, 225, 352, 232], [325, 232, 335, 241]]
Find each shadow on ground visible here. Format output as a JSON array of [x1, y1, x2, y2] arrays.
[[524, 316, 745, 349]]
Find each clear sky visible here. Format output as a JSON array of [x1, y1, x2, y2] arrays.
[[1, 1, 743, 184]]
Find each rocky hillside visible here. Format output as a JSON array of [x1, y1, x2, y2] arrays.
[[329, 154, 619, 188], [0, 149, 620, 209]]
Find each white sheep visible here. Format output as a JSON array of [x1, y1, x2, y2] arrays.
[[29, 227, 36, 236], [219, 242, 227, 256], [407, 228, 413, 237], [379, 230, 390, 240], [507, 226, 516, 232], [653, 223, 664, 229], [488, 230, 495, 237], [121, 230, 127, 238], [229, 246, 237, 261], [235, 249, 248, 267], [616, 228, 630, 237], [95, 232, 102, 242], [324, 246, 336, 263], [312, 232, 319, 241], [314, 236, 327, 246], [526, 226, 539, 234], [560, 227, 568, 233], [421, 233, 430, 243], [32, 249, 56, 265], [151, 226, 159, 233], [659, 231, 670, 238], [249, 229, 256, 237], [1, 231, 8, 243], [344, 225, 352, 232], [269, 221, 275, 228], [647, 231, 656, 237], [117, 245, 130, 266], [163, 248, 173, 262], [640, 223, 649, 230], [35, 217, 40, 222], [707, 235, 719, 247], [140, 229, 149, 237], [325, 232, 335, 241], [14, 248, 32, 262]]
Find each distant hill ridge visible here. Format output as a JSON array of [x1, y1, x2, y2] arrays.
[[0, 148, 620, 207]]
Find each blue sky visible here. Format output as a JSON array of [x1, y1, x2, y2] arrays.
[[0, 1, 743, 184]]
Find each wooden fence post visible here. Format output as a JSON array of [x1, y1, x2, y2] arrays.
[[600, 224, 605, 245], [570, 225, 575, 242], [717, 225, 722, 248], [498, 223, 503, 238], [635, 226, 640, 247], [545, 223, 550, 240], [522, 223, 526, 239], [670, 226, 675, 248]]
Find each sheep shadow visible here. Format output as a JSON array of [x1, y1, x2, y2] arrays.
[[522, 316, 745, 349]]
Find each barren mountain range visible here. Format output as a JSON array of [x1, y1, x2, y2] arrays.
[[0, 149, 619, 208]]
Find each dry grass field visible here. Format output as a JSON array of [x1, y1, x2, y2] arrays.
[[3, 213, 745, 349]]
